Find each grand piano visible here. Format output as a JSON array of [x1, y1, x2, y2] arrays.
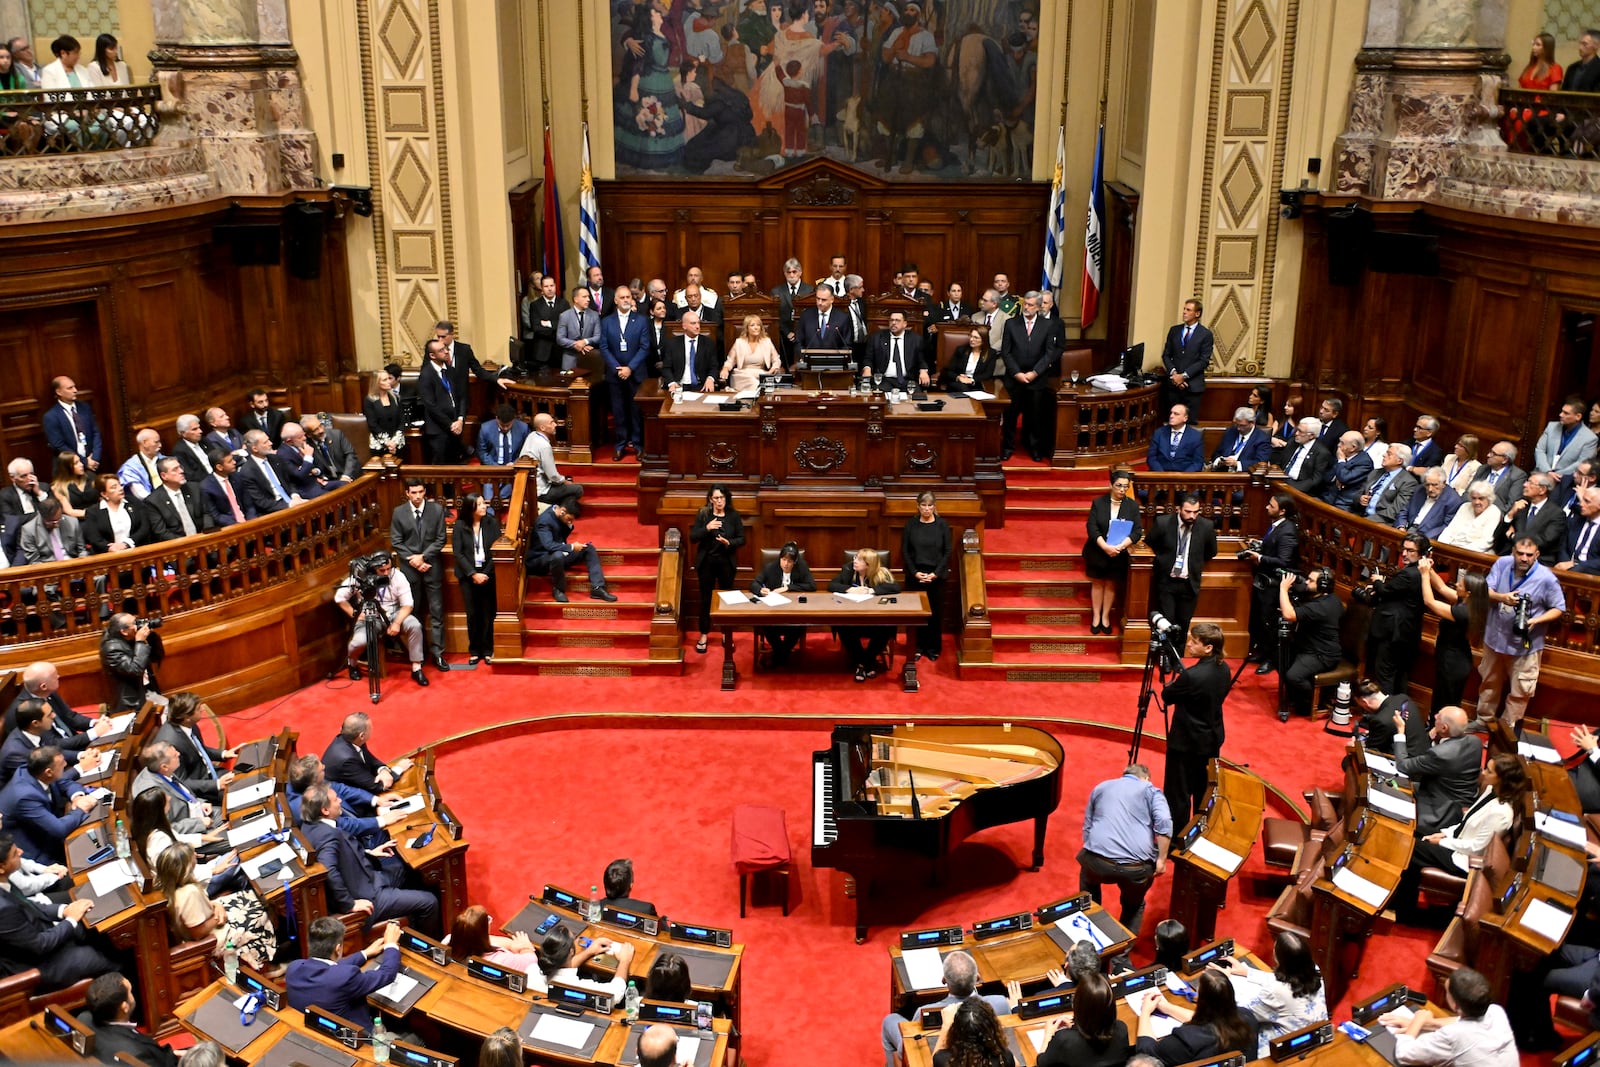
[[812, 723, 1065, 942]]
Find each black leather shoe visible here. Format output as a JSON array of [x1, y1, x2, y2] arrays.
[[1000, 449, 1014, 461], [468, 655, 481, 666], [590, 586, 618, 602], [433, 653, 450, 672], [613, 444, 626, 461], [1277, 708, 1290, 722], [347, 664, 362, 681], [1255, 661, 1275, 675], [552, 588, 569, 603], [412, 669, 430, 687]]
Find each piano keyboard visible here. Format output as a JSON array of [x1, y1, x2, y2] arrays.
[[813, 755, 837, 846]]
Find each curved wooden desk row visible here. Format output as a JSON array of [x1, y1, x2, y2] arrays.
[[0, 463, 536, 711], [1167, 762, 1267, 949], [1127, 469, 1600, 723]]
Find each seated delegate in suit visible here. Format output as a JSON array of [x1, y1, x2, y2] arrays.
[[81, 973, 177, 1067], [662, 310, 718, 392], [750, 541, 816, 664], [153, 692, 236, 804], [287, 916, 402, 1035], [286, 755, 401, 850], [867, 312, 930, 390], [1357, 444, 1421, 524], [0, 747, 99, 864], [1393, 707, 1484, 835], [235, 430, 299, 516], [5, 659, 105, 739], [298, 784, 440, 935], [829, 548, 902, 684], [601, 857, 657, 916], [1559, 486, 1600, 576], [525, 500, 617, 604], [19, 495, 87, 563], [81, 474, 152, 554], [936, 328, 997, 391], [1146, 404, 1204, 472], [131, 741, 221, 840], [1354, 680, 1430, 757], [1493, 471, 1566, 564], [302, 415, 360, 485], [172, 413, 214, 486], [200, 449, 255, 528], [1320, 431, 1373, 511], [475, 404, 530, 499], [1, 700, 99, 779], [323, 712, 411, 799], [1394, 468, 1462, 539], [1210, 407, 1273, 472], [1273, 418, 1333, 497], [1136, 969, 1257, 1065], [143, 457, 216, 542]]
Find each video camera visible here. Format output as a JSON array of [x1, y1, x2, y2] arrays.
[[346, 552, 393, 602]]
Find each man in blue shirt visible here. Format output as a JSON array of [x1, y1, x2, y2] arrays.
[[1147, 404, 1204, 473], [1079, 764, 1173, 941], [286, 916, 401, 1034], [1474, 537, 1567, 734]]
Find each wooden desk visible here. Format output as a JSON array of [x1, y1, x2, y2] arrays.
[[1309, 803, 1415, 1005], [391, 755, 472, 931], [711, 591, 929, 691], [886, 905, 1135, 1019], [1167, 763, 1266, 948], [0, 1013, 97, 1063], [1470, 835, 1588, 1003]]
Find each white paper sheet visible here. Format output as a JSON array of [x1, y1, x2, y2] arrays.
[[1518, 739, 1562, 764], [1122, 989, 1180, 1036], [1366, 788, 1416, 822], [373, 973, 419, 1003], [676, 1036, 702, 1063], [1380, 1005, 1415, 1031], [961, 389, 996, 400], [716, 590, 749, 606], [1364, 752, 1399, 776], [1188, 836, 1245, 874], [103, 712, 136, 735], [227, 779, 274, 808], [1332, 866, 1390, 909], [226, 814, 279, 847], [1054, 911, 1112, 950], [385, 795, 426, 817], [1536, 811, 1587, 848], [834, 590, 876, 603], [1027, 1027, 1050, 1052], [702, 393, 730, 405], [1521, 898, 1574, 942], [677, 392, 704, 402], [1087, 374, 1128, 392], [242, 843, 295, 880], [530, 1012, 594, 1049], [732, 388, 760, 400], [86, 860, 134, 896], [757, 592, 791, 607], [901, 947, 946, 990]]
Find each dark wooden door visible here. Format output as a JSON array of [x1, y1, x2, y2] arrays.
[[0, 297, 113, 476]]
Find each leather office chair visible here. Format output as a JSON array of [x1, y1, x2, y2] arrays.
[[0, 972, 94, 1028], [328, 413, 373, 465], [755, 547, 811, 659], [1311, 602, 1372, 719], [1260, 787, 1337, 878], [1424, 864, 1496, 998]]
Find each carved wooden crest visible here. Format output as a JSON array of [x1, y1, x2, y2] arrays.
[[788, 174, 856, 206], [704, 441, 739, 472], [791, 436, 848, 473], [904, 442, 938, 470]]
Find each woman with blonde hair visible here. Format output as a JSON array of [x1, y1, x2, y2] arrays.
[[720, 314, 781, 393], [829, 548, 902, 682], [363, 365, 406, 457], [154, 841, 277, 973]]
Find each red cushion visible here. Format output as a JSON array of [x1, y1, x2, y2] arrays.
[[731, 804, 791, 873]]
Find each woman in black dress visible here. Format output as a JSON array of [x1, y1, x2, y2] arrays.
[[1084, 469, 1141, 634], [750, 541, 816, 664], [1417, 556, 1488, 714], [363, 366, 406, 457], [1248, 383, 1278, 438], [453, 493, 501, 664], [931, 998, 1014, 1067], [829, 548, 901, 682], [903, 491, 952, 660], [689, 483, 745, 654], [936, 327, 997, 391], [1136, 968, 1257, 1065], [50, 450, 98, 519], [1037, 971, 1131, 1066]]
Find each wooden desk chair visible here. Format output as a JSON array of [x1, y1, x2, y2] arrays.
[[1417, 827, 1513, 912], [1424, 862, 1497, 998], [328, 413, 373, 465], [1260, 787, 1337, 880], [1311, 602, 1372, 720], [0, 972, 94, 1029]]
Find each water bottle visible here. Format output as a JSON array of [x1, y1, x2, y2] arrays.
[[624, 980, 641, 1022], [371, 1016, 392, 1063], [114, 819, 131, 861], [588, 884, 603, 923], [223, 938, 239, 984]]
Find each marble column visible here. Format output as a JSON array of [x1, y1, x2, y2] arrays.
[[148, 0, 318, 195], [1333, 0, 1508, 200]]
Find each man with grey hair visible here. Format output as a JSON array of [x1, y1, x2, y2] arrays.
[[1080, 764, 1171, 954], [236, 428, 298, 515], [1, 457, 51, 565], [1127, 1056, 1164, 1067], [1469, 439, 1526, 513], [202, 406, 245, 457], [131, 740, 218, 836], [143, 457, 213, 542], [1322, 430, 1373, 511], [771, 257, 814, 364], [1358, 442, 1419, 523], [1000, 291, 1063, 461], [1559, 486, 1600, 575], [1405, 414, 1444, 473], [6, 37, 41, 87], [1273, 417, 1331, 496], [970, 287, 1009, 349], [879, 948, 1013, 1067], [116, 428, 165, 501], [1211, 407, 1272, 471], [1496, 470, 1566, 563], [172, 413, 214, 484], [1394, 706, 1484, 833], [1394, 466, 1462, 539]]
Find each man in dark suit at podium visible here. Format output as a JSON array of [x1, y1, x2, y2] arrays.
[[999, 292, 1063, 461], [868, 312, 929, 390], [798, 286, 851, 354], [1146, 495, 1218, 648], [1159, 299, 1212, 419], [662, 312, 718, 392]]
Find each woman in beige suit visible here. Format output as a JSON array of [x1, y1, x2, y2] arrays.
[[720, 315, 781, 393]]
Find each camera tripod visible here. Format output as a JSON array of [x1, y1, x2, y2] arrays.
[[1129, 623, 1186, 765], [353, 592, 390, 705]]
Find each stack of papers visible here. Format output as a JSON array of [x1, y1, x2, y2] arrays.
[[960, 389, 996, 400], [1188, 836, 1245, 873], [716, 590, 749, 606], [530, 1013, 593, 1050], [1026, 1028, 1050, 1052], [676, 1036, 702, 1063], [701, 393, 730, 405], [1380, 1005, 1415, 1030], [1366, 789, 1415, 822], [1518, 739, 1563, 764], [1331, 867, 1390, 909], [100, 712, 136, 736], [1365, 752, 1399, 776], [1535, 811, 1586, 848], [1055, 911, 1112, 950], [901, 947, 946, 990], [677, 392, 705, 402], [1520, 898, 1573, 942], [757, 592, 790, 606], [374, 973, 420, 1003], [1122, 988, 1180, 1036]]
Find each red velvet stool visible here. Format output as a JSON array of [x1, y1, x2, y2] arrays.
[[732, 804, 791, 917]]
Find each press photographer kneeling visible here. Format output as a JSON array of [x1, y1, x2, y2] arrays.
[[1276, 568, 1343, 723], [335, 551, 428, 699]]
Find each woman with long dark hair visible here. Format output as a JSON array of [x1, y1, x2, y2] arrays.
[[689, 483, 744, 654], [1247, 383, 1278, 438], [1396, 754, 1527, 917], [447, 904, 537, 970], [453, 493, 501, 665], [931, 997, 1014, 1067], [50, 451, 97, 519], [527, 924, 636, 997], [1225, 931, 1327, 1058], [1417, 556, 1489, 713], [1136, 968, 1256, 1063], [902, 491, 952, 659], [84, 33, 129, 85], [1084, 469, 1141, 634], [1509, 33, 1563, 146], [1037, 971, 1130, 1065], [128, 787, 235, 890], [937, 328, 997, 390]]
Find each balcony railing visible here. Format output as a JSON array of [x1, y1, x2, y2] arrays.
[[1500, 87, 1600, 160], [0, 84, 161, 156]]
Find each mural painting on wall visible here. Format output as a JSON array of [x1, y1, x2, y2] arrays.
[[609, 0, 1039, 179]]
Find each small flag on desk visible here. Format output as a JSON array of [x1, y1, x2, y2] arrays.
[[1081, 124, 1106, 329], [541, 129, 566, 287], [1040, 126, 1066, 296], [579, 123, 601, 276]]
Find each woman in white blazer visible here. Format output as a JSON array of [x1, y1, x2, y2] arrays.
[[82, 34, 132, 87]]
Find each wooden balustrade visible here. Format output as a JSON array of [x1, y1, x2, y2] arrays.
[[500, 372, 595, 462], [958, 528, 993, 664], [649, 528, 684, 661], [0, 85, 162, 155], [1052, 381, 1163, 467], [1132, 470, 1263, 539]]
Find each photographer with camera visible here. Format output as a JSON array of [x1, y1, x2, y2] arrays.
[[1474, 536, 1566, 735], [1242, 492, 1299, 675], [1277, 569, 1342, 723], [335, 553, 429, 691], [99, 611, 162, 711], [1354, 531, 1429, 696]]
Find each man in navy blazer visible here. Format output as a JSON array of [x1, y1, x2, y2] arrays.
[[322, 712, 408, 798], [298, 785, 440, 935], [287, 915, 402, 1034], [475, 404, 531, 468], [0, 749, 98, 863], [4, 660, 102, 737], [797, 287, 852, 353], [1559, 488, 1600, 575], [1394, 469, 1462, 539], [1404, 415, 1445, 475], [41, 376, 102, 471], [1210, 407, 1273, 471], [0, 833, 116, 991], [202, 407, 246, 457], [1147, 404, 1204, 472], [236, 430, 299, 515], [598, 287, 651, 460], [1159, 299, 1213, 418], [1322, 430, 1374, 511], [200, 450, 257, 527]]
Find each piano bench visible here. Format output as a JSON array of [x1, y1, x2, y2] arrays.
[[732, 804, 791, 918]]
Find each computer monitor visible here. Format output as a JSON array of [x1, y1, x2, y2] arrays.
[[1121, 342, 1146, 378]]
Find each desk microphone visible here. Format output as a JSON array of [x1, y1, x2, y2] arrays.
[[1214, 792, 1237, 822]]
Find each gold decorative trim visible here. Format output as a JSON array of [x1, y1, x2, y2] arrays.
[[538, 665, 632, 677], [382, 86, 429, 132], [1224, 89, 1272, 137], [562, 607, 618, 619], [393, 230, 439, 273], [1018, 559, 1074, 570], [1213, 235, 1259, 280], [357, 0, 394, 358], [1005, 670, 1102, 683], [558, 635, 616, 647], [1024, 613, 1083, 624], [428, 0, 457, 324], [1028, 642, 1088, 654], [1194, 0, 1231, 297], [1255, 0, 1300, 372]]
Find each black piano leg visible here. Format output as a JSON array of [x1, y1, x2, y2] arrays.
[[720, 627, 737, 690], [902, 631, 920, 693], [1030, 816, 1048, 870]]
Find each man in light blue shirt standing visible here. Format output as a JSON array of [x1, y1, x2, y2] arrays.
[[1079, 764, 1173, 942], [1475, 537, 1566, 734]]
